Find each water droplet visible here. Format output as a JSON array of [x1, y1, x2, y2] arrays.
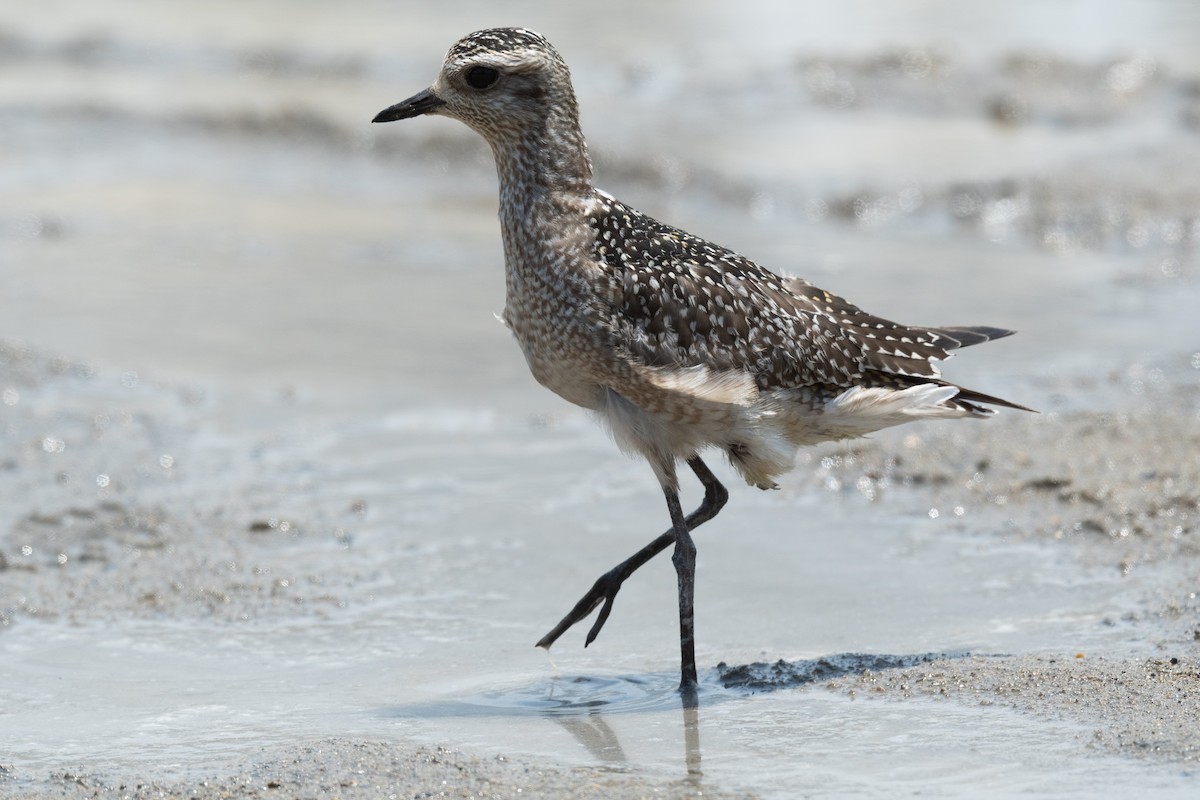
[[749, 191, 775, 221], [16, 214, 44, 237], [900, 48, 933, 79]]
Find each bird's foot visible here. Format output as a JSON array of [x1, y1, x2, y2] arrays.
[[535, 568, 626, 650]]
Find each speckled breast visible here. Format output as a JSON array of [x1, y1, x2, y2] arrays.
[[501, 260, 610, 412]]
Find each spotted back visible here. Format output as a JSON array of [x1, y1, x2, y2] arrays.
[[590, 194, 996, 398]]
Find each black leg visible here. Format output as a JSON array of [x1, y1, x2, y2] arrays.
[[666, 485, 699, 691], [535, 456, 728, 651]]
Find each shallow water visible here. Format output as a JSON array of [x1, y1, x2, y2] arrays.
[[4, 392, 1196, 795], [3, 1, 1200, 797]]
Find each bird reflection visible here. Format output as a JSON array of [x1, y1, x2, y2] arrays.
[[683, 703, 702, 784], [545, 688, 706, 786], [549, 711, 628, 764], [532, 653, 971, 786]]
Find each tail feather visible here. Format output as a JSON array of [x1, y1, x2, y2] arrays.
[[949, 382, 1036, 414], [869, 370, 1036, 415], [918, 325, 1016, 351]]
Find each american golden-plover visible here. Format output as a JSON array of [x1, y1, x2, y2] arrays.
[[373, 27, 1029, 694]]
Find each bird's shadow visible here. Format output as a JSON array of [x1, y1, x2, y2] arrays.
[[381, 650, 979, 722], [379, 650, 982, 773]]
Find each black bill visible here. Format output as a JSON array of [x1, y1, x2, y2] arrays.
[[372, 88, 446, 123]]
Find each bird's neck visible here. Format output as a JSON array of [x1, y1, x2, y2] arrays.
[[491, 97, 594, 223], [491, 106, 603, 337]]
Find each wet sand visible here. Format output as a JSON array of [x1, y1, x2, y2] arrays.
[[2, 335, 1197, 798], [4, 1, 1200, 798], [1, 740, 739, 800]]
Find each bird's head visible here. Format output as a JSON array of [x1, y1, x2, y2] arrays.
[[372, 27, 577, 144]]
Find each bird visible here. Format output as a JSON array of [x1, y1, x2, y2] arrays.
[[372, 27, 1030, 695]]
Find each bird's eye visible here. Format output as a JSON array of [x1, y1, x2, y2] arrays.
[[465, 66, 500, 89]]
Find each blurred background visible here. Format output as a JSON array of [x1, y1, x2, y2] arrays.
[[3, 0, 1198, 413], [3, 3, 1200, 791]]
